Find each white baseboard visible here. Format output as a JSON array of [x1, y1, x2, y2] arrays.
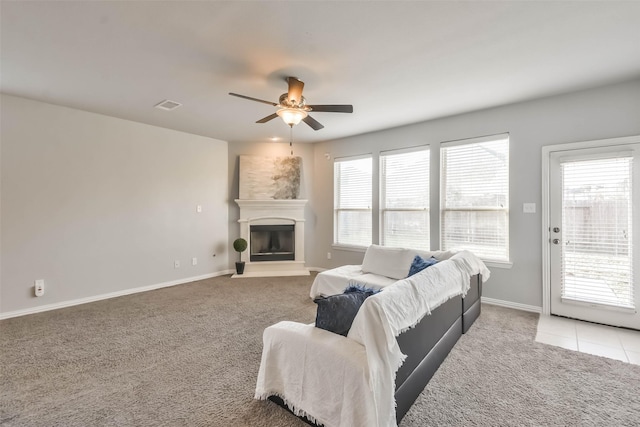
[[2, 271, 535, 320], [482, 297, 542, 314], [0, 270, 235, 320]]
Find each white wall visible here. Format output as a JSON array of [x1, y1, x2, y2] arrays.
[[226, 141, 315, 269], [310, 78, 640, 309], [1, 95, 229, 316]]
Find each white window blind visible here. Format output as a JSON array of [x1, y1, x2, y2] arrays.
[[441, 135, 509, 261], [380, 147, 430, 249], [334, 156, 372, 247], [561, 157, 634, 309]]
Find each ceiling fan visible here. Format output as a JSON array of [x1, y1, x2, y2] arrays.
[[229, 77, 353, 131]]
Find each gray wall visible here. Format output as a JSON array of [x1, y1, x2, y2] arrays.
[[3, 78, 639, 315], [1, 95, 229, 315], [226, 141, 315, 270], [309, 78, 640, 309]]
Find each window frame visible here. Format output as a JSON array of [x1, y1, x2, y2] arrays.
[[333, 154, 373, 249], [440, 133, 511, 265], [379, 145, 430, 250]]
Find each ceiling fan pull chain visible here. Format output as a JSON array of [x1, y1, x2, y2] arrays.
[[289, 125, 294, 156]]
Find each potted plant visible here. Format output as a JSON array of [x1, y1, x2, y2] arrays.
[[233, 237, 248, 275]]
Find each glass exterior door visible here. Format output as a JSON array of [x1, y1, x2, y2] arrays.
[[549, 146, 639, 330]]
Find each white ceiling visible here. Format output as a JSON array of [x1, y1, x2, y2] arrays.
[[2, 1, 640, 144]]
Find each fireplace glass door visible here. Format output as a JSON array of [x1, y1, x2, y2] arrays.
[[250, 225, 295, 262]]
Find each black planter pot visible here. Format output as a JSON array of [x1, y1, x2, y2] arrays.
[[235, 261, 245, 275]]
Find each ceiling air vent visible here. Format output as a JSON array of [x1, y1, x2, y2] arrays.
[[154, 99, 182, 111]]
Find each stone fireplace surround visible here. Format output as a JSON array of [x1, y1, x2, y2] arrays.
[[234, 199, 309, 278]]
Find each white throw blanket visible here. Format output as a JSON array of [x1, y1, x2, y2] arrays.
[[347, 250, 490, 427], [255, 250, 489, 427], [309, 264, 397, 298], [255, 321, 377, 426]]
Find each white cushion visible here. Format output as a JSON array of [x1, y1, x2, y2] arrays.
[[361, 245, 414, 279]]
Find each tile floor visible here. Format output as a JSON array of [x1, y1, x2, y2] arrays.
[[536, 314, 640, 365]]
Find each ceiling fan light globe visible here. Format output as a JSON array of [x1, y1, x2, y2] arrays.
[[277, 108, 307, 126]]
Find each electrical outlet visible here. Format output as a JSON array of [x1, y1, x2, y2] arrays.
[[327, 252, 332, 260], [174, 260, 180, 268], [192, 257, 197, 266], [35, 280, 45, 297]]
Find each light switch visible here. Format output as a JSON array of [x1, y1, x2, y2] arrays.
[[196, 205, 202, 213], [523, 203, 536, 214]]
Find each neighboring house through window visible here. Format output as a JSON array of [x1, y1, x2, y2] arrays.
[[380, 146, 430, 249], [440, 134, 510, 262], [334, 155, 372, 247]]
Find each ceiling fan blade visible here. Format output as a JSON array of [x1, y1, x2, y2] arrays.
[[303, 115, 324, 131], [308, 104, 353, 113], [229, 92, 277, 106], [286, 77, 305, 104], [256, 113, 278, 123]]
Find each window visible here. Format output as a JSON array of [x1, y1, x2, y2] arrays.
[[380, 147, 430, 249], [334, 156, 372, 247], [440, 134, 509, 262], [561, 156, 633, 309]]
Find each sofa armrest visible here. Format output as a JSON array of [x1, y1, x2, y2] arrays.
[[255, 321, 375, 426], [309, 264, 363, 298]]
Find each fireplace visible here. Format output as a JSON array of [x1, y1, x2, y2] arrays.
[[250, 224, 295, 262], [235, 199, 309, 277]]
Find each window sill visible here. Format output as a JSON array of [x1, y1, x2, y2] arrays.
[[331, 245, 512, 268], [483, 260, 513, 269], [331, 244, 368, 253]]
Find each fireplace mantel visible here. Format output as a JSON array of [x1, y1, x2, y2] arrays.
[[234, 199, 309, 278]]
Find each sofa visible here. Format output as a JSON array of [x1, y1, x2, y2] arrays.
[[309, 245, 458, 299], [255, 245, 490, 427]]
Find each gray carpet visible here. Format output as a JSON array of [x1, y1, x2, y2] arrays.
[[1, 273, 639, 426]]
